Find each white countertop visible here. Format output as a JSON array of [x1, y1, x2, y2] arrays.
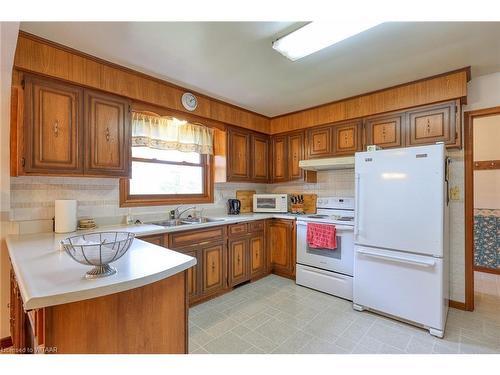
[[7, 234, 196, 310], [6, 212, 298, 310]]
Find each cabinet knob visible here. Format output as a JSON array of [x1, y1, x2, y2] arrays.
[[211, 261, 215, 272], [105, 127, 111, 142], [237, 254, 240, 263], [426, 119, 431, 133], [53, 120, 59, 137]]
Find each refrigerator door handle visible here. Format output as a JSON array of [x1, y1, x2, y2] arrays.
[[355, 173, 360, 239], [356, 249, 436, 267]]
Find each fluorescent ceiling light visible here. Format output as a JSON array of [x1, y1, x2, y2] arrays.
[[272, 21, 382, 61]]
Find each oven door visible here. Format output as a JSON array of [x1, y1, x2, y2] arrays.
[[296, 221, 354, 276]]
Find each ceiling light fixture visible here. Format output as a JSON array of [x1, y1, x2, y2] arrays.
[[272, 21, 382, 61]]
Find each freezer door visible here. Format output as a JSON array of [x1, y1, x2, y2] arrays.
[[355, 144, 445, 256], [353, 245, 446, 331]]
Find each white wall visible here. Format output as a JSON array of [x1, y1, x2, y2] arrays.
[[474, 114, 500, 210], [0, 22, 20, 339], [445, 71, 500, 302]]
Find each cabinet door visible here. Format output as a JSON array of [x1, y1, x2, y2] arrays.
[[184, 249, 200, 302], [84, 90, 130, 176], [272, 135, 288, 183], [227, 128, 251, 181], [365, 113, 404, 149], [288, 131, 304, 180], [406, 102, 457, 146], [268, 219, 296, 278], [251, 134, 269, 182], [306, 126, 333, 158], [333, 121, 362, 155], [250, 234, 266, 278], [228, 238, 250, 287], [202, 244, 225, 295], [24, 75, 83, 174]]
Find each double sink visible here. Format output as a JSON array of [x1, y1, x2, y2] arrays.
[[151, 217, 226, 227]]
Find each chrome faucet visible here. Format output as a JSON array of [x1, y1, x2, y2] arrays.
[[170, 206, 196, 220]]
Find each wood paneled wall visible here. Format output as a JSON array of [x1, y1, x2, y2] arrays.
[[269, 69, 469, 134], [13, 32, 270, 133]]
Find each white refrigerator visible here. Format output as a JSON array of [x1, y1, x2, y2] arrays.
[[353, 143, 449, 338]]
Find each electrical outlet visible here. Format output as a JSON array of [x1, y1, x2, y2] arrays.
[[450, 186, 460, 201]]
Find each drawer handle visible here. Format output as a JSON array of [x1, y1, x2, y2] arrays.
[[426, 119, 431, 133], [105, 127, 111, 142], [211, 261, 215, 272], [357, 249, 436, 267]]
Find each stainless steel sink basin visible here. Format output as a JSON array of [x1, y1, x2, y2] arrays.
[[151, 219, 191, 227], [180, 217, 226, 224], [151, 217, 226, 227]]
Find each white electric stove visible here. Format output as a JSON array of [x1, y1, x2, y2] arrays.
[[296, 197, 355, 300]]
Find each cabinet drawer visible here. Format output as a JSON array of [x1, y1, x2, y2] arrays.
[[228, 223, 248, 237], [248, 220, 265, 232], [169, 226, 225, 248]]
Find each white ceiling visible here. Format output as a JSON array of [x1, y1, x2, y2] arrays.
[[20, 22, 500, 117]]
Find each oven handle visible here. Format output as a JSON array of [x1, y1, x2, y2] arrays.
[[296, 222, 353, 231], [356, 249, 436, 267]]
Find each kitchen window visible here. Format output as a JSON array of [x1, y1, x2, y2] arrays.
[[120, 112, 214, 207]]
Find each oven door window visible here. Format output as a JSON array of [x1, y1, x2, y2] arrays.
[[306, 237, 342, 260], [256, 198, 276, 209]]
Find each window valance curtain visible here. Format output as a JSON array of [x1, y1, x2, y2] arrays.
[[131, 112, 214, 155]]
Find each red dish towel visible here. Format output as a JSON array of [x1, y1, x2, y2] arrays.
[[307, 223, 337, 250]]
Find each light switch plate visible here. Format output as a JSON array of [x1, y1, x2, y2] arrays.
[[450, 186, 460, 201]]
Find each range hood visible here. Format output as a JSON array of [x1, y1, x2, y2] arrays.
[[299, 156, 355, 171]]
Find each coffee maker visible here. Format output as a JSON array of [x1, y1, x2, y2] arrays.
[[227, 199, 241, 215]]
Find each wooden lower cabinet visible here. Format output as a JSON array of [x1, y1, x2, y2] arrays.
[[249, 234, 266, 277], [228, 238, 249, 287], [267, 219, 296, 278], [10, 267, 187, 354], [202, 243, 226, 294], [184, 249, 200, 301]]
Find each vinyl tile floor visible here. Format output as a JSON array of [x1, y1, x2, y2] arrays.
[[189, 274, 500, 354]]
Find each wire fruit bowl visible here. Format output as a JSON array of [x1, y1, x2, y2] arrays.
[[61, 232, 135, 279]]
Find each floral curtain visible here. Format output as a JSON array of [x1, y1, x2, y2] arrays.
[[131, 112, 214, 155]]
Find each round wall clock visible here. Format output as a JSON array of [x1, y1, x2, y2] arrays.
[[181, 92, 198, 111]]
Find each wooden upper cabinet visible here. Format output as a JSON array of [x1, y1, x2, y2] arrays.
[[84, 90, 130, 176], [227, 128, 251, 181], [288, 131, 304, 180], [251, 133, 269, 181], [272, 135, 288, 183], [267, 219, 296, 278], [23, 75, 83, 174], [202, 244, 225, 295], [365, 113, 405, 149], [333, 121, 362, 155], [306, 125, 333, 158], [406, 101, 457, 147]]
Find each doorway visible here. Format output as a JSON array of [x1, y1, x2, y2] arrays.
[[464, 107, 500, 311]]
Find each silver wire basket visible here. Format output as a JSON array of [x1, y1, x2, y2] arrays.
[[61, 232, 135, 279]]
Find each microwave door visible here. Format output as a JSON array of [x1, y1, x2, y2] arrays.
[[257, 198, 277, 209]]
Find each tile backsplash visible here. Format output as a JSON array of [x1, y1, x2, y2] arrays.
[[10, 169, 354, 223]]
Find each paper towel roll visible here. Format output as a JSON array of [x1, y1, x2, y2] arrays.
[[55, 200, 77, 233]]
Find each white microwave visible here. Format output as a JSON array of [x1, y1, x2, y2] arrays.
[[253, 194, 288, 213]]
